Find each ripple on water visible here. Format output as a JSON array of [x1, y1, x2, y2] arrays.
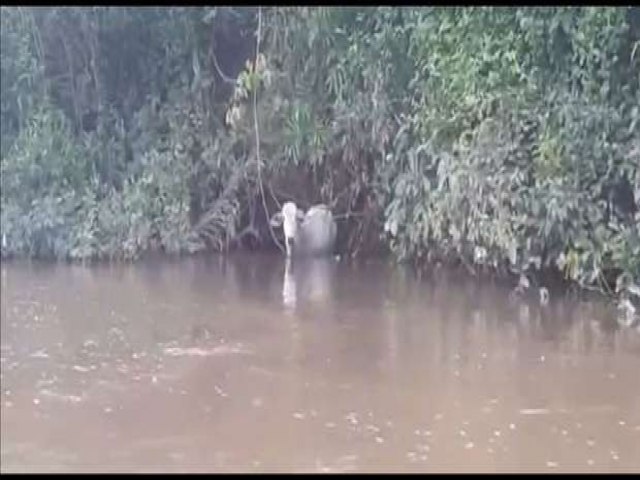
[[2, 260, 640, 473]]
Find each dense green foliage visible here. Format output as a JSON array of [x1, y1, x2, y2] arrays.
[[1, 7, 638, 294]]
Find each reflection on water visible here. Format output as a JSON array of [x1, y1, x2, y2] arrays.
[[281, 257, 337, 310], [1, 255, 639, 473]]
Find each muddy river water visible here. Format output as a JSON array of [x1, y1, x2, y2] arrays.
[[1, 255, 639, 473]]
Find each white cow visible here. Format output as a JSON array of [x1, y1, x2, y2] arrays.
[[269, 202, 337, 257]]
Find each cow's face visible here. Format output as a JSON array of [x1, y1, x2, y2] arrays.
[[270, 202, 305, 256]]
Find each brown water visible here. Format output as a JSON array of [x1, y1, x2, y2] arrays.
[[1, 255, 639, 473]]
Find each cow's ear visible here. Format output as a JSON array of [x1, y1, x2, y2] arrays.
[[270, 212, 284, 227]]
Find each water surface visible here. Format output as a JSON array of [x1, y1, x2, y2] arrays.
[[1, 255, 639, 473]]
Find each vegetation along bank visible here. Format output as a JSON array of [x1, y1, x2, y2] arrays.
[[1, 7, 638, 303]]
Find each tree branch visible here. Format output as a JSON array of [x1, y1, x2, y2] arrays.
[[254, 7, 284, 253]]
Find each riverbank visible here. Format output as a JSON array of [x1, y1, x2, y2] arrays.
[[1, 7, 638, 308]]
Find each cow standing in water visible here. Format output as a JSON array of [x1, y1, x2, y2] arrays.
[[269, 202, 337, 258]]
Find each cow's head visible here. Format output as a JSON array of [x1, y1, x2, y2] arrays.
[[270, 201, 305, 256]]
